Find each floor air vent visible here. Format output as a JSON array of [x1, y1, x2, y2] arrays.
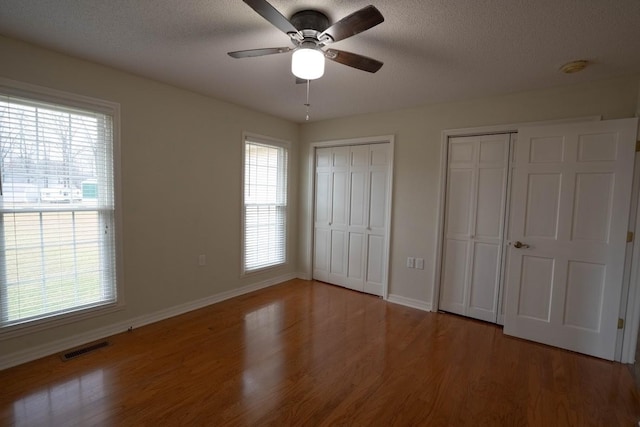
[[61, 340, 110, 361]]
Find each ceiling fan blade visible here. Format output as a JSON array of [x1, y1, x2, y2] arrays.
[[325, 49, 383, 73], [228, 47, 292, 58], [319, 5, 384, 43], [243, 0, 299, 35]]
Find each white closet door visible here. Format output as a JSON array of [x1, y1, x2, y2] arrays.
[[504, 118, 638, 360], [313, 143, 391, 296], [440, 134, 509, 322]]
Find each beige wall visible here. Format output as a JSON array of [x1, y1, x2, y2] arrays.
[[0, 36, 299, 356], [299, 75, 640, 305], [637, 82, 640, 117]]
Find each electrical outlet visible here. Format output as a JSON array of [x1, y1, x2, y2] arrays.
[[198, 254, 206, 266], [415, 258, 425, 270], [407, 257, 415, 268]]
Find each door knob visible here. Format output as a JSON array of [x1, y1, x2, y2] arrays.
[[513, 241, 530, 249]]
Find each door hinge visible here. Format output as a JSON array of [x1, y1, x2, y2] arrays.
[[618, 318, 624, 329], [627, 231, 634, 243], [636, 141, 640, 152]]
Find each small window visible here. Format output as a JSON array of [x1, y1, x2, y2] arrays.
[[0, 80, 120, 334], [242, 136, 288, 273]]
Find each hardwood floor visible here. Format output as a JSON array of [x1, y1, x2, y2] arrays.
[[1, 279, 638, 426]]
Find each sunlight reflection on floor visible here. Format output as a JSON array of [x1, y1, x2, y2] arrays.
[[11, 369, 107, 426]]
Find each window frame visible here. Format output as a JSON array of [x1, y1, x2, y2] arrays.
[[0, 77, 124, 340], [241, 132, 290, 276]]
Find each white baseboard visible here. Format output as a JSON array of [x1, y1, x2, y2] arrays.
[[386, 294, 432, 312], [0, 273, 297, 371], [297, 272, 312, 280]]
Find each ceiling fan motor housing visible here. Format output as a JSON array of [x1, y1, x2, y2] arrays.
[[290, 10, 330, 33]]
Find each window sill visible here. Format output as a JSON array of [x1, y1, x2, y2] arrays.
[[0, 302, 125, 341], [241, 261, 289, 278]]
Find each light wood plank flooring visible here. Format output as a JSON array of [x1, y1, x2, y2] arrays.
[[1, 279, 638, 426]]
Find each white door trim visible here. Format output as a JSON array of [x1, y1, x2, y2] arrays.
[[305, 135, 395, 299]]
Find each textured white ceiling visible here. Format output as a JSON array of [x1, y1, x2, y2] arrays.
[[1, 0, 639, 122]]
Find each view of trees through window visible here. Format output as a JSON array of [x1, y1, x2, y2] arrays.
[[1, 100, 105, 207], [0, 94, 117, 328]]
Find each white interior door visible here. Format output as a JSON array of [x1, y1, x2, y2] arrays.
[[504, 118, 638, 360], [439, 134, 510, 322]]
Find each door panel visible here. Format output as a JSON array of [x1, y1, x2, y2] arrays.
[[366, 234, 384, 286], [333, 147, 349, 167], [563, 261, 605, 331], [330, 230, 347, 276], [331, 171, 349, 227], [577, 132, 617, 161], [468, 241, 500, 321], [346, 232, 365, 290], [516, 255, 554, 321], [313, 228, 330, 281], [504, 118, 638, 360], [445, 169, 473, 236], [351, 145, 369, 166], [371, 144, 390, 166], [369, 170, 387, 230], [349, 171, 367, 227], [524, 173, 561, 239], [475, 168, 506, 238], [314, 171, 331, 226], [450, 141, 474, 162], [440, 238, 469, 315], [529, 136, 565, 163], [480, 139, 507, 162], [571, 173, 613, 242]]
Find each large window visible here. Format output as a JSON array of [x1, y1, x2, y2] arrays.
[[242, 136, 288, 273], [0, 80, 119, 334]]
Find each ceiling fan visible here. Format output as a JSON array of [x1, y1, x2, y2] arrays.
[[228, 0, 384, 80]]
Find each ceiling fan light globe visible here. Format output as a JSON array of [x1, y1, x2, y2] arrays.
[[291, 48, 325, 80]]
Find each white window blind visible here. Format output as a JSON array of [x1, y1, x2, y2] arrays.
[[243, 138, 288, 273], [0, 89, 118, 330]]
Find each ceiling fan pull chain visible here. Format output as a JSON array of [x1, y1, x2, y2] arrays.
[[305, 79, 311, 121]]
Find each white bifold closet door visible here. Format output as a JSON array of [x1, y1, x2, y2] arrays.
[[439, 134, 511, 323], [313, 144, 390, 296]]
